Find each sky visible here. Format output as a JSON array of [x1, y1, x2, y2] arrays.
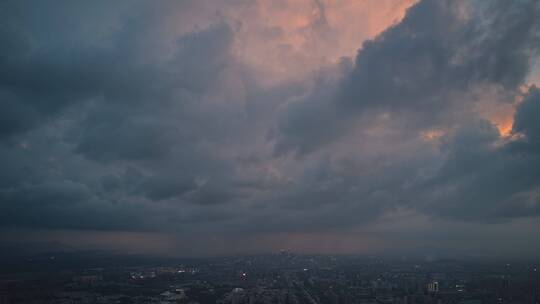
[[1, 0, 540, 258]]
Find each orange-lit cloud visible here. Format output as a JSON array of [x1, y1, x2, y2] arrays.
[[228, 0, 417, 84], [420, 129, 445, 141], [479, 102, 516, 137], [471, 85, 523, 137]]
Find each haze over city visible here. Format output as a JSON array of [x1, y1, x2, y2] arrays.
[[2, 0, 540, 259]]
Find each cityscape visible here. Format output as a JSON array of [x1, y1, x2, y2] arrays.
[[1, 252, 539, 304]]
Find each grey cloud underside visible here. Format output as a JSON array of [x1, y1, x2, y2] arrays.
[[1, 0, 540, 238]]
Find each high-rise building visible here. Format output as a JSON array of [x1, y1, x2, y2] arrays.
[[427, 281, 439, 293]]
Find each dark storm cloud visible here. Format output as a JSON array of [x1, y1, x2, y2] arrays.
[[67, 22, 242, 163], [412, 119, 540, 220], [137, 174, 197, 202], [267, 0, 540, 232], [1, 0, 540, 256], [398, 86, 540, 221], [0, 0, 234, 141], [512, 86, 540, 152], [0, 1, 133, 139], [275, 0, 540, 155], [0, 0, 247, 231]]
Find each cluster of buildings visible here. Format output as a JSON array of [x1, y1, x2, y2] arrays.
[[0, 254, 538, 304]]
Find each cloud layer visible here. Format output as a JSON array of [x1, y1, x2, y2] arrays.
[[1, 0, 540, 257]]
